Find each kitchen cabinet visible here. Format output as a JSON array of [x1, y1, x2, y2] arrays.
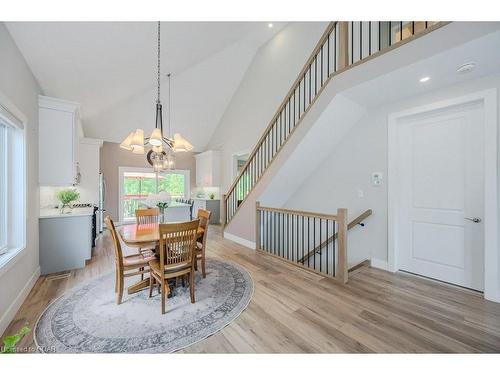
[[195, 150, 221, 187], [39, 95, 82, 185], [78, 138, 103, 205], [39, 208, 93, 274]]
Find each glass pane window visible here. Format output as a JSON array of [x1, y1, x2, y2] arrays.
[[0, 123, 6, 252], [119, 168, 190, 222], [158, 172, 185, 199], [122, 171, 157, 221]]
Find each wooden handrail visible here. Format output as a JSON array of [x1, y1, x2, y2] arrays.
[[224, 22, 337, 199], [298, 209, 372, 264], [257, 205, 338, 221]]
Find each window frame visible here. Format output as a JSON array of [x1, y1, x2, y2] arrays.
[[0, 123, 6, 254], [0, 94, 27, 272], [118, 166, 190, 223]]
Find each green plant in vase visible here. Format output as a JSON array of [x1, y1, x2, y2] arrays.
[[57, 189, 80, 214], [157, 201, 169, 223]]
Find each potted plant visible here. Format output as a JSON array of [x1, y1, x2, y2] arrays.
[[57, 189, 80, 214], [1, 325, 30, 354]]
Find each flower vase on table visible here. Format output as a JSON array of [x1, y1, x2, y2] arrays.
[[157, 202, 169, 224], [57, 189, 80, 214]]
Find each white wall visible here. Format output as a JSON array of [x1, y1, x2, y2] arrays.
[[206, 22, 328, 191], [0, 23, 42, 335], [284, 74, 500, 269]]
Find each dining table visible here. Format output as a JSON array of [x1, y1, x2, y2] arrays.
[[118, 222, 205, 295]]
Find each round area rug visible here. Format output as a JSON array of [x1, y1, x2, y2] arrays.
[[34, 258, 253, 353]]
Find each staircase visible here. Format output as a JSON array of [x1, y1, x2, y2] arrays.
[[223, 21, 446, 229]]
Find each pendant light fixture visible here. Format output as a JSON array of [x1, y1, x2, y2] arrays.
[[120, 21, 193, 171]]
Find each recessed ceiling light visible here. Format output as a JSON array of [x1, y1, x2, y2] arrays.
[[457, 62, 476, 74], [419, 76, 430, 83], [268, 23, 273, 28]]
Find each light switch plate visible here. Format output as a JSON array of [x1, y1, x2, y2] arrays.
[[372, 172, 383, 186]]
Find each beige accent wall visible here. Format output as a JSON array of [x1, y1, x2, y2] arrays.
[[100, 141, 196, 221]]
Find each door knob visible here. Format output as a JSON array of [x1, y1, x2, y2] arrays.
[[465, 217, 482, 223]]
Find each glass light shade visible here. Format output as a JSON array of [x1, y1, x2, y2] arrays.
[[167, 151, 176, 169], [149, 128, 163, 146], [132, 145, 144, 154], [172, 133, 193, 152], [130, 129, 144, 148], [120, 131, 135, 151], [152, 144, 163, 153]]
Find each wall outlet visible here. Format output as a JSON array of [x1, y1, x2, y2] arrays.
[[357, 188, 364, 198], [372, 172, 383, 186]]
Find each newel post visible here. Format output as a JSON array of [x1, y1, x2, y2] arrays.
[[336, 208, 348, 283], [221, 194, 227, 229], [337, 22, 349, 71], [255, 201, 261, 251]]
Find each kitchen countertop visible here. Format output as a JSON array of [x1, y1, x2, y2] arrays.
[[166, 202, 191, 208], [192, 197, 220, 201], [39, 207, 94, 219]]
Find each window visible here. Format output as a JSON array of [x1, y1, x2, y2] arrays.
[[0, 123, 6, 254], [0, 101, 25, 262], [119, 167, 190, 223]]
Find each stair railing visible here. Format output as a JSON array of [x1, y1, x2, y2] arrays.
[[223, 21, 445, 227], [298, 209, 372, 264], [255, 202, 349, 283]]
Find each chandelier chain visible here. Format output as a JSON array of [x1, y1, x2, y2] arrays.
[[157, 21, 161, 104]]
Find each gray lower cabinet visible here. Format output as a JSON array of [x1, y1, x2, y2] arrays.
[[39, 215, 92, 275], [193, 199, 220, 224]]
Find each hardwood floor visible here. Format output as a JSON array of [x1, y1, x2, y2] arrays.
[[4, 225, 500, 353]]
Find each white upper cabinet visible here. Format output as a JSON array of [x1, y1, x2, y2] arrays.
[[195, 150, 221, 187], [39, 96, 82, 186], [78, 138, 103, 204]]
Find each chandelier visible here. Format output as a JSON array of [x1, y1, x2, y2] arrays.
[[119, 21, 193, 172]]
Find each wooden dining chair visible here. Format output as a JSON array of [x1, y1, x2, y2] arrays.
[[135, 207, 160, 225], [135, 207, 160, 251], [195, 209, 211, 278], [105, 216, 156, 305], [148, 219, 200, 314]]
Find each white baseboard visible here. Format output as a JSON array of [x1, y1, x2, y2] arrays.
[[223, 231, 256, 250], [370, 258, 391, 272], [0, 266, 40, 337]]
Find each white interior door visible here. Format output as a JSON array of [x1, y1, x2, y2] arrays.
[[395, 101, 484, 291]]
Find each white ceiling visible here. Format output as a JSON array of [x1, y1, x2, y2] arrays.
[[6, 21, 287, 150], [343, 29, 500, 108]]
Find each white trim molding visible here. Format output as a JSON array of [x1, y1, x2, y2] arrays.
[[370, 258, 390, 272], [0, 266, 40, 336], [388, 89, 499, 302], [223, 231, 256, 250]]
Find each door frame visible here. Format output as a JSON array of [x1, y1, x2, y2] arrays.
[[388, 89, 498, 302]]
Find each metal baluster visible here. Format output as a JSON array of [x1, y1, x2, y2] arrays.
[[333, 220, 336, 276], [359, 22, 362, 61], [326, 219, 329, 275], [313, 217, 316, 270], [319, 218, 322, 273], [334, 26, 337, 72], [301, 216, 305, 264], [400, 21, 403, 41], [389, 21, 392, 46], [327, 34, 330, 77], [368, 21, 371, 56]]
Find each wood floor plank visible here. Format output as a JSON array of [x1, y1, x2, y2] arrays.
[[2, 224, 500, 353]]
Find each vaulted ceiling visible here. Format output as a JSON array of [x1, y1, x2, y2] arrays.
[[6, 22, 286, 150]]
